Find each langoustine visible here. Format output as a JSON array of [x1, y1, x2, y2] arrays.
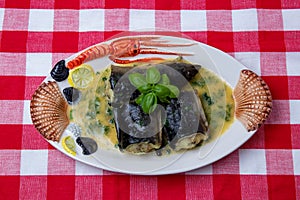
[[67, 36, 194, 69]]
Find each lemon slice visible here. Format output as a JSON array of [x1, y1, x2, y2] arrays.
[[68, 64, 95, 89], [62, 136, 76, 156]]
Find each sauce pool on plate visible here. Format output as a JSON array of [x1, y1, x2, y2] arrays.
[[191, 68, 235, 142]]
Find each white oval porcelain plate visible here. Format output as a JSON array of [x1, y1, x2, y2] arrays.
[[32, 33, 270, 175]]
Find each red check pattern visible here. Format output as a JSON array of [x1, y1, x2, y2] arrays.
[[1, 0, 300, 199]]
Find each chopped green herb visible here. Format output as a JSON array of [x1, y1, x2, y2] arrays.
[[69, 109, 74, 120], [102, 76, 107, 81], [202, 92, 214, 106], [191, 79, 206, 87], [225, 104, 233, 121], [95, 97, 101, 114], [106, 107, 112, 116], [104, 126, 110, 134], [109, 118, 115, 124]]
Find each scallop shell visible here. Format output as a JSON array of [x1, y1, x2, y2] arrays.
[[30, 81, 69, 142], [233, 70, 272, 131]]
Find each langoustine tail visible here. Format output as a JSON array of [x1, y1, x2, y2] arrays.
[[67, 44, 111, 69]]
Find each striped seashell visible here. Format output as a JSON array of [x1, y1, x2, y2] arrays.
[[233, 70, 272, 131], [30, 81, 69, 142]]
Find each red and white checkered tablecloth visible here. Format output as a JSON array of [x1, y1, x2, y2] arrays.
[[0, 0, 299, 199]]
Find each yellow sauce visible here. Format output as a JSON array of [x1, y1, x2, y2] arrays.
[[190, 67, 235, 142], [69, 67, 118, 147]]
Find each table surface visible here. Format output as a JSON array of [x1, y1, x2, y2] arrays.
[[0, 0, 299, 199]]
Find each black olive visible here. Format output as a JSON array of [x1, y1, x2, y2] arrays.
[[76, 137, 98, 155], [63, 87, 81, 105], [50, 60, 69, 82]]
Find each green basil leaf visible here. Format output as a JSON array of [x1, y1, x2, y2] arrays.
[[128, 73, 147, 88], [164, 85, 180, 98], [146, 67, 161, 84], [153, 84, 170, 97], [149, 100, 158, 113], [158, 95, 169, 103], [135, 94, 144, 105], [160, 74, 170, 85], [141, 93, 157, 114], [138, 84, 152, 93]]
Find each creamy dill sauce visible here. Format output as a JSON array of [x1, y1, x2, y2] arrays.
[[68, 64, 235, 151], [69, 67, 118, 148], [190, 68, 235, 142]]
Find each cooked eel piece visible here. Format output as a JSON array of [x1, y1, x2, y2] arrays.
[[163, 91, 208, 151], [110, 66, 163, 154], [159, 59, 201, 87], [110, 66, 137, 106], [113, 103, 163, 154]]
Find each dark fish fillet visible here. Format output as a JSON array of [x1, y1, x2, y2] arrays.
[[163, 91, 208, 151], [110, 66, 139, 107], [110, 66, 162, 154], [159, 60, 201, 87], [113, 103, 163, 154]]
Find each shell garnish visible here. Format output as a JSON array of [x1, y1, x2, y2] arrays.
[[30, 81, 69, 142], [233, 70, 272, 131]]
